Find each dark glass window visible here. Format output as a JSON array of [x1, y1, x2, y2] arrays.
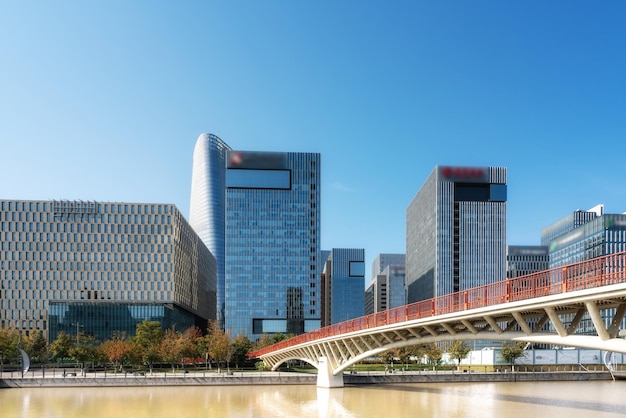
[[226, 169, 291, 189]]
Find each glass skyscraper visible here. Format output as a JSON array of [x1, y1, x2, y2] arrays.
[[190, 134, 321, 339], [189, 133, 231, 329], [406, 165, 507, 303], [321, 248, 365, 326], [0, 199, 216, 342]]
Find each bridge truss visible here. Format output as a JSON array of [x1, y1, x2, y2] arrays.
[[250, 252, 626, 387]]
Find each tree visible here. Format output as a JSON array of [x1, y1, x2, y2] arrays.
[[448, 340, 471, 370], [100, 336, 132, 372], [201, 321, 234, 372], [0, 329, 20, 370], [500, 342, 526, 371], [69, 332, 100, 372], [50, 331, 74, 362], [179, 326, 202, 369], [423, 343, 442, 366], [133, 320, 164, 373], [159, 327, 185, 372], [231, 333, 253, 369], [23, 331, 49, 364]]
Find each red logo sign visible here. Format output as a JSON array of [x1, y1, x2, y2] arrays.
[[441, 166, 485, 179]]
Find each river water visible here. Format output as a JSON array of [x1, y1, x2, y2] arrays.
[[1, 381, 626, 417]]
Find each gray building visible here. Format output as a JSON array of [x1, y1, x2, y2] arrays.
[[365, 264, 406, 315], [0, 199, 216, 342], [406, 166, 507, 303], [506, 245, 549, 279], [365, 253, 406, 315]]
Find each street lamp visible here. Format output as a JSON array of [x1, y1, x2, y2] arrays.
[[71, 322, 84, 344]]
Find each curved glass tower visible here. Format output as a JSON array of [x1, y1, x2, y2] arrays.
[[190, 133, 231, 329]]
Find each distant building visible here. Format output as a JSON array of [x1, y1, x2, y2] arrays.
[[406, 165, 507, 303], [365, 253, 406, 315], [321, 248, 365, 326], [189, 134, 322, 338], [506, 246, 549, 279], [0, 199, 216, 342], [365, 264, 406, 315], [542, 204, 626, 336]]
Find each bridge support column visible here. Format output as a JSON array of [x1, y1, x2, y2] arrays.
[[316, 356, 344, 388]]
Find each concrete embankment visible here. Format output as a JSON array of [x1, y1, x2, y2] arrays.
[[0, 371, 613, 388]]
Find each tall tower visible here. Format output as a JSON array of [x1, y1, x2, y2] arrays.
[[190, 134, 321, 338], [225, 150, 321, 338], [189, 133, 231, 329], [406, 165, 507, 303]]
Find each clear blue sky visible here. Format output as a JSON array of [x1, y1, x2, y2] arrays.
[[2, 2, 626, 281]]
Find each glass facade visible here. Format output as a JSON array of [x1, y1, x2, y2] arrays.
[[189, 133, 231, 329], [506, 245, 549, 279], [0, 199, 216, 340], [48, 301, 196, 343], [321, 248, 365, 326], [542, 210, 626, 335], [224, 150, 321, 338], [365, 253, 406, 314], [406, 166, 507, 303]]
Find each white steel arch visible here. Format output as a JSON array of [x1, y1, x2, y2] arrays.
[[250, 253, 626, 388]]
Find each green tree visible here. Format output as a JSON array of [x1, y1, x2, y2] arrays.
[[231, 333, 253, 369], [448, 340, 471, 370], [50, 331, 74, 362], [500, 342, 526, 371], [133, 320, 164, 373], [0, 329, 20, 370], [423, 343, 442, 366], [23, 331, 49, 364], [69, 332, 100, 372]]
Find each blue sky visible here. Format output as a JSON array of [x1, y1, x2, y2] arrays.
[[2, 2, 626, 280]]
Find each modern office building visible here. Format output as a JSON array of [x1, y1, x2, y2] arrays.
[[190, 133, 322, 339], [364, 264, 406, 315], [321, 248, 365, 326], [541, 204, 626, 335], [0, 199, 216, 342], [365, 253, 406, 315], [189, 133, 231, 329], [540, 204, 603, 247], [506, 245, 549, 279], [406, 166, 507, 303], [371, 253, 405, 281]]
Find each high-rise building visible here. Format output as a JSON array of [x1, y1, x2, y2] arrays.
[[189, 133, 231, 329], [371, 253, 405, 281], [541, 204, 626, 336], [0, 199, 216, 342], [321, 248, 365, 326], [190, 134, 321, 338], [406, 166, 507, 303]]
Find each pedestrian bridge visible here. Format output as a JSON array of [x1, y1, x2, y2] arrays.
[[249, 252, 626, 387]]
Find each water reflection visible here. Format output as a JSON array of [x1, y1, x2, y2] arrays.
[[1, 381, 626, 418]]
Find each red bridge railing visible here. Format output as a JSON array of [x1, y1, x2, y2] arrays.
[[249, 251, 626, 358]]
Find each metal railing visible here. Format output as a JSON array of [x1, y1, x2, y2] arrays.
[[250, 251, 626, 358]]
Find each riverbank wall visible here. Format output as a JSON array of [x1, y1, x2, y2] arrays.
[[0, 371, 613, 388]]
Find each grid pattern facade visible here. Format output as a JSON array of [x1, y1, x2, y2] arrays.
[[0, 199, 216, 340], [545, 212, 626, 335], [224, 151, 321, 338], [406, 166, 507, 303], [506, 246, 549, 279], [371, 253, 405, 281], [189, 133, 231, 329], [540, 206, 601, 246], [321, 248, 365, 325], [365, 263, 406, 314]]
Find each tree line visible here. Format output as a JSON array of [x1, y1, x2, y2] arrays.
[[0, 321, 288, 373]]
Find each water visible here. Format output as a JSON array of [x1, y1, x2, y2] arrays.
[[1, 381, 626, 417]]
